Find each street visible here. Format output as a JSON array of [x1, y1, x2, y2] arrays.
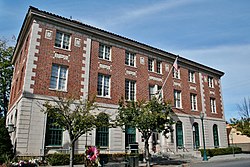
[[190, 159, 250, 167]]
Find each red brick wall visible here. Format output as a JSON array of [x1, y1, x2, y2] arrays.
[[9, 31, 30, 109], [88, 40, 223, 119], [31, 23, 87, 99]]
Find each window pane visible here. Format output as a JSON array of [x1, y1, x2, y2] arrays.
[[97, 75, 103, 96], [130, 54, 135, 66], [63, 34, 70, 49], [99, 44, 104, 59], [50, 77, 57, 89], [104, 76, 110, 96], [125, 80, 129, 100], [105, 46, 110, 60], [55, 32, 62, 47], [125, 52, 129, 65]]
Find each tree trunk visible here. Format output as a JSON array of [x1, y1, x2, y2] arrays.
[[144, 138, 150, 167], [69, 141, 75, 167]]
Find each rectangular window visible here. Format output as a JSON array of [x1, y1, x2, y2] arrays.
[[174, 90, 182, 108], [55, 31, 70, 50], [49, 64, 68, 91], [148, 58, 154, 72], [173, 68, 180, 79], [125, 52, 135, 67], [156, 61, 162, 74], [96, 127, 109, 147], [99, 44, 111, 60], [190, 94, 197, 111], [208, 76, 214, 88], [210, 98, 216, 113], [188, 70, 195, 83], [149, 85, 162, 100], [125, 126, 136, 148], [97, 74, 110, 97], [125, 80, 136, 101], [45, 118, 63, 146]]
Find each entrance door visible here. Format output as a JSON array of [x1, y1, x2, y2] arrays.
[[176, 121, 183, 148]]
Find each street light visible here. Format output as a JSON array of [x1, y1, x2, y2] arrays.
[[200, 112, 208, 161]]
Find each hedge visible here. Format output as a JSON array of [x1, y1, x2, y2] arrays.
[[199, 147, 242, 157], [46, 153, 143, 166]]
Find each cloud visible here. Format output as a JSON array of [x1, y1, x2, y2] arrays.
[[103, 0, 197, 27]]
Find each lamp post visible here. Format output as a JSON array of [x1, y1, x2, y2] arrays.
[[200, 112, 208, 161]]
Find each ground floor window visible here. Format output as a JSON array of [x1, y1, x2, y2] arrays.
[[96, 127, 109, 147], [45, 118, 63, 146], [192, 122, 200, 149], [176, 121, 183, 148], [125, 126, 136, 148], [213, 124, 219, 148]]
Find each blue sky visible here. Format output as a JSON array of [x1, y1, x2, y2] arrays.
[[1, 0, 249, 121]]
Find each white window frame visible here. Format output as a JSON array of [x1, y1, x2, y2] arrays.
[[54, 31, 71, 50], [125, 51, 136, 67], [208, 76, 214, 88], [148, 58, 154, 72], [99, 44, 111, 61], [210, 98, 216, 113], [190, 94, 197, 111], [149, 85, 162, 100], [188, 70, 195, 83], [156, 61, 162, 74], [173, 68, 180, 79], [125, 80, 136, 101], [174, 90, 182, 108], [49, 64, 68, 91], [97, 74, 111, 98]]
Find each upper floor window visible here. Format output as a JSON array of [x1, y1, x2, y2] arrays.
[[97, 74, 110, 98], [156, 61, 162, 74], [149, 85, 162, 100], [55, 31, 70, 50], [125, 80, 136, 101], [190, 94, 197, 111], [210, 98, 216, 113], [125, 52, 135, 67], [148, 58, 154, 72], [173, 68, 180, 79], [99, 44, 111, 60], [50, 64, 68, 91], [174, 90, 182, 108], [188, 70, 195, 83], [208, 76, 214, 88]]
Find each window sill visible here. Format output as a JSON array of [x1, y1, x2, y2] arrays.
[[98, 58, 112, 62], [97, 95, 111, 99], [125, 64, 137, 68], [49, 88, 68, 92], [188, 81, 196, 84], [54, 46, 71, 52], [191, 110, 198, 112], [211, 112, 217, 114], [148, 70, 163, 75]]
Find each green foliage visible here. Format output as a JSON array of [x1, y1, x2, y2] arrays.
[[46, 153, 85, 166], [230, 97, 250, 137], [117, 97, 174, 141], [0, 39, 14, 118], [46, 153, 141, 166], [0, 118, 13, 162], [199, 147, 242, 157], [117, 97, 174, 166]]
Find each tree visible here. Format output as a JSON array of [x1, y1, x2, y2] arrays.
[[230, 97, 250, 137], [117, 98, 174, 167], [0, 117, 13, 163], [43, 96, 98, 167], [0, 39, 14, 118]]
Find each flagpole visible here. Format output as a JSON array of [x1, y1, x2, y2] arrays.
[[156, 56, 178, 101]]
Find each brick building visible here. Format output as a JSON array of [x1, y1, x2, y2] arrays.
[[7, 7, 228, 157]]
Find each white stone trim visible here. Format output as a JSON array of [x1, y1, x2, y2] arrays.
[[81, 38, 91, 99], [23, 20, 42, 94]]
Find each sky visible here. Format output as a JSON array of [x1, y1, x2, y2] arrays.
[[0, 0, 249, 121]]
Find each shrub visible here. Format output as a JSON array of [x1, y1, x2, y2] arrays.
[[199, 147, 242, 157]]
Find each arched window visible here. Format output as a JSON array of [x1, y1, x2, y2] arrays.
[[176, 121, 183, 148], [192, 122, 200, 149], [213, 124, 219, 148]]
